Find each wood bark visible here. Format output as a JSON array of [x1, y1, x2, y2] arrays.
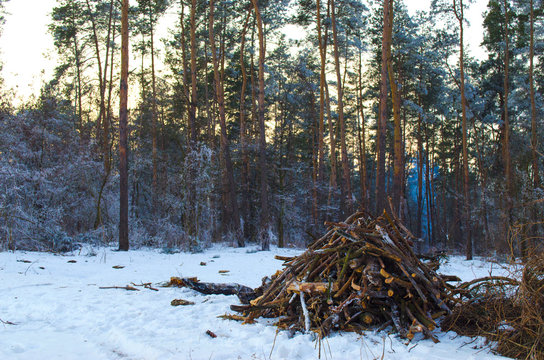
[[239, 7, 252, 241], [357, 48, 367, 210], [209, 0, 242, 241], [529, 0, 539, 257], [386, 0, 402, 217], [149, 3, 158, 199], [102, 0, 114, 173], [425, 124, 432, 246], [119, 0, 129, 251], [416, 100, 423, 239], [189, 0, 198, 144], [503, 0, 512, 250], [530, 0, 539, 190], [87, 0, 115, 229], [322, 3, 337, 214], [71, 1, 84, 134], [454, 0, 472, 260], [179, 2, 191, 131], [316, 0, 326, 183], [311, 90, 319, 226], [250, 0, 270, 249], [106, 12, 116, 146], [85, 0, 112, 168], [330, 0, 352, 216], [377, 0, 392, 215]]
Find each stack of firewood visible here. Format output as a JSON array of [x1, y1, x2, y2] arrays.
[[231, 211, 458, 341]]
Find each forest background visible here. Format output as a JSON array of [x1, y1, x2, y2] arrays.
[[0, 0, 542, 260]]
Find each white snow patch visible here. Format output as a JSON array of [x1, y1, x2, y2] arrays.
[[0, 247, 510, 359]]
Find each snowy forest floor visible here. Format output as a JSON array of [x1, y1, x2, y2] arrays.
[[0, 246, 513, 360]]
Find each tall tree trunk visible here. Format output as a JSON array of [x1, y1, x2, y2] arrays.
[[189, 0, 198, 144], [416, 100, 423, 238], [316, 0, 326, 183], [473, 121, 491, 253], [425, 125, 432, 247], [69, 1, 84, 134], [503, 0, 513, 253], [239, 8, 252, 240], [357, 48, 367, 210], [119, 0, 129, 251], [102, 0, 114, 173], [311, 90, 319, 226], [250, 23, 258, 139], [430, 133, 438, 244], [330, 0, 352, 216], [529, 0, 539, 189], [87, 0, 114, 229], [85, 0, 108, 161], [72, 34, 83, 134], [106, 12, 116, 139], [386, 0, 402, 217], [149, 4, 158, 202], [529, 0, 539, 257], [209, 0, 241, 242], [377, 0, 392, 215], [250, 0, 270, 250], [454, 0, 472, 259], [325, 80, 338, 212], [179, 2, 192, 142], [323, 3, 337, 217]]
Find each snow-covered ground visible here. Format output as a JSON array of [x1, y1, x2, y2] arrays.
[[0, 246, 511, 360]]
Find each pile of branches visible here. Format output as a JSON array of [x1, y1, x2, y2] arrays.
[[231, 211, 458, 341], [443, 253, 544, 359]]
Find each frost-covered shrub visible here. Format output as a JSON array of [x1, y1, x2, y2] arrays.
[[179, 144, 219, 250], [0, 105, 103, 251]]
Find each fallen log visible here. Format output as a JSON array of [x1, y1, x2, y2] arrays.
[[167, 277, 257, 304]]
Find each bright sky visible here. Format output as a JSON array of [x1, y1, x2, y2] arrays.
[[0, 0, 489, 102], [0, 0, 57, 101]]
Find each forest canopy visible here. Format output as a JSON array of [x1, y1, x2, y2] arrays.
[[0, 0, 543, 259]]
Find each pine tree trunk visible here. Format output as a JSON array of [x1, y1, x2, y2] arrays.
[[357, 49, 367, 210], [529, 0, 539, 189], [529, 0, 539, 257], [72, 33, 83, 134], [330, 0, 352, 216], [417, 107, 423, 239], [150, 5, 158, 202], [250, 0, 270, 250], [316, 0, 326, 184], [377, 0, 391, 215], [239, 8, 252, 242], [311, 91, 319, 226], [325, 79, 338, 214], [503, 0, 513, 253], [189, 0, 198, 144], [454, 0, 472, 259], [118, 0, 129, 251], [179, 2, 192, 142], [386, 0, 402, 217], [209, 0, 241, 241]]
